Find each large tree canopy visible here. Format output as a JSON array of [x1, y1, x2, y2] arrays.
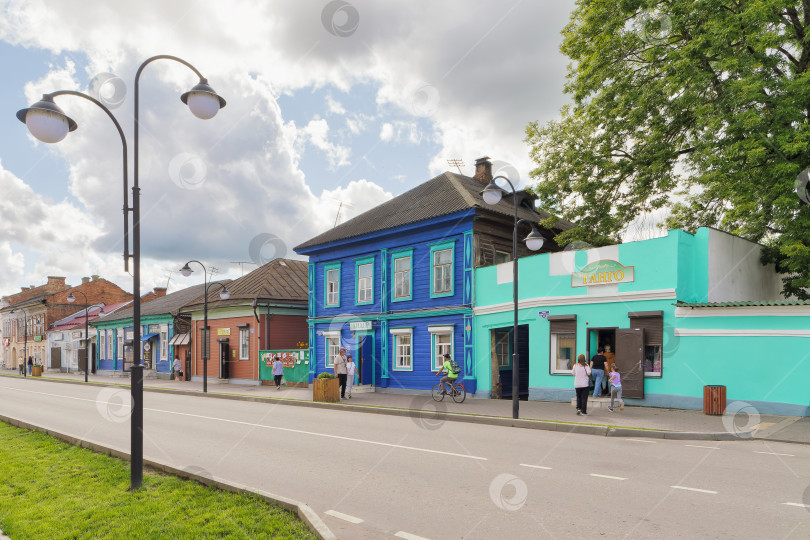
[[526, 0, 810, 298]]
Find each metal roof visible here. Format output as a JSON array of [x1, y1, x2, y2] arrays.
[[675, 300, 810, 308], [94, 282, 216, 324]]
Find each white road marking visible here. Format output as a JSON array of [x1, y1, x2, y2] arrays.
[[627, 439, 657, 443], [671, 486, 717, 494], [590, 473, 627, 481], [754, 451, 794, 457], [685, 445, 719, 450], [0, 384, 488, 461], [395, 532, 431, 540], [782, 502, 810, 509], [325, 510, 363, 524], [520, 463, 552, 470]]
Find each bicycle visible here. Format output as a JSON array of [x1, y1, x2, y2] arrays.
[[432, 378, 466, 403]]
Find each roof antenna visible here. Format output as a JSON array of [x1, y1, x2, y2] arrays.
[[447, 158, 464, 175]]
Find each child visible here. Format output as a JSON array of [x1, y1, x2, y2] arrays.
[[608, 364, 625, 412], [346, 354, 357, 398]]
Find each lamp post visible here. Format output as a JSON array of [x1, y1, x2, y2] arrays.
[[482, 176, 545, 420], [10, 308, 29, 377], [66, 291, 91, 382], [179, 261, 231, 393], [16, 55, 226, 491]]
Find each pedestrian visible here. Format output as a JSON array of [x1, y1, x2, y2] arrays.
[[172, 356, 183, 381], [27, 356, 33, 376], [572, 354, 592, 416], [334, 347, 348, 399], [272, 356, 284, 390], [590, 347, 608, 398], [608, 364, 625, 412], [345, 354, 356, 398]]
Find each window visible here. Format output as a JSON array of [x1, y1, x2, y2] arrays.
[[117, 334, 124, 361], [429, 241, 455, 298], [548, 315, 576, 373], [390, 328, 412, 371], [239, 327, 249, 360], [107, 331, 113, 361], [324, 263, 341, 307], [629, 312, 664, 377], [324, 332, 341, 368], [494, 251, 511, 264], [160, 324, 168, 361], [355, 257, 374, 305], [428, 326, 454, 371], [392, 253, 412, 301], [494, 330, 511, 369]]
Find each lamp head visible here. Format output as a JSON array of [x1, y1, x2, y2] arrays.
[[67, 293, 76, 303], [16, 94, 77, 143], [482, 180, 503, 205], [524, 226, 545, 251], [180, 263, 193, 277], [219, 287, 231, 300], [181, 78, 226, 120]]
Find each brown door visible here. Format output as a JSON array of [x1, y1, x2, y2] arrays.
[[51, 347, 61, 369], [78, 348, 87, 373], [615, 329, 645, 399]]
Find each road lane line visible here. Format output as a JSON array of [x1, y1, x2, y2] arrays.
[[627, 439, 657, 443], [590, 473, 626, 481], [754, 451, 794, 457], [685, 445, 719, 450], [324, 510, 363, 524], [395, 531, 431, 540], [671, 486, 717, 494], [520, 463, 552, 470], [782, 502, 810, 509], [0, 384, 487, 461]]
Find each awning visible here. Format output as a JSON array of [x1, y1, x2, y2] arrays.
[[168, 333, 190, 346], [140, 333, 159, 341]]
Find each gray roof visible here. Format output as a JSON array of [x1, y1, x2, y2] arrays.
[[182, 258, 308, 311], [92, 282, 224, 324], [294, 171, 571, 251], [675, 300, 810, 307]]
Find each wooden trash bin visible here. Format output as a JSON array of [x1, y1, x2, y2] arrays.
[[703, 385, 726, 415], [313, 377, 340, 403]]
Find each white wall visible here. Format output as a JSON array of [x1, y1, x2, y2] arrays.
[[708, 229, 784, 302]]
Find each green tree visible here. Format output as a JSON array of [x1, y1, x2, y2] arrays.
[[526, 0, 810, 298]]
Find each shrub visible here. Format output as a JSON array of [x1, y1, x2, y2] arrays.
[[317, 372, 335, 379]]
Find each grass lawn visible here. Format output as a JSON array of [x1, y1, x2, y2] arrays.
[[0, 422, 316, 539]]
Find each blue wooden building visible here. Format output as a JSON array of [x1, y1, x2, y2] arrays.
[[294, 157, 570, 395]]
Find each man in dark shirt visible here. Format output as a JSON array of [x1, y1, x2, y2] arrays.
[[590, 347, 608, 398]]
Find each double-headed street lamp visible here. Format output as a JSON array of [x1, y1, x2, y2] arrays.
[[16, 55, 226, 490], [66, 291, 91, 382], [179, 260, 231, 393], [482, 175, 545, 420], [9, 308, 29, 377]]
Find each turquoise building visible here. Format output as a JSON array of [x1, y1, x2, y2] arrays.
[[473, 227, 810, 416]]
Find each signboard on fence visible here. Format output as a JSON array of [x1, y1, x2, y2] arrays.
[[259, 349, 310, 387]]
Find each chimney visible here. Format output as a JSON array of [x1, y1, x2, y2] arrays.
[[20, 287, 29, 292], [91, 275, 100, 281], [473, 156, 493, 185], [47, 276, 66, 287], [81, 277, 91, 284], [153, 287, 167, 298]]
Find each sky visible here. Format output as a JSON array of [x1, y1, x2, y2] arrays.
[[0, 0, 578, 297]]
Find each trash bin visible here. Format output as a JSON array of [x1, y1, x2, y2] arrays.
[[703, 385, 726, 415]]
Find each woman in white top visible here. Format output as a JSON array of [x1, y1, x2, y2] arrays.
[[572, 354, 592, 416]]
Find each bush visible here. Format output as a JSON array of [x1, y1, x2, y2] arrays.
[[316, 372, 335, 379]]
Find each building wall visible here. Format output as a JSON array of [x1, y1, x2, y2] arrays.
[[707, 228, 784, 302], [266, 314, 308, 350]]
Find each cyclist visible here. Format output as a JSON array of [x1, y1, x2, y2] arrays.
[[435, 353, 458, 394]]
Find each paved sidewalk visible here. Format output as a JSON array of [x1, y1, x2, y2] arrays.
[[3, 370, 806, 443]]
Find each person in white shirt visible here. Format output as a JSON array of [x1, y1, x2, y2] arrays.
[[172, 356, 183, 381], [346, 354, 357, 398], [333, 347, 348, 399], [572, 354, 592, 416]]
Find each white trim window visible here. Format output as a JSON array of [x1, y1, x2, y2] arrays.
[[117, 334, 124, 362], [160, 324, 168, 362], [357, 263, 372, 303], [551, 332, 576, 373], [323, 331, 341, 368], [390, 328, 412, 371], [428, 326, 453, 371], [432, 248, 452, 294], [239, 327, 249, 360], [326, 268, 340, 306], [106, 331, 113, 361]]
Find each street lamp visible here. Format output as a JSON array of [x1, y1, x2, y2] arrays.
[[67, 291, 91, 382], [10, 308, 29, 377], [482, 175, 545, 419], [16, 55, 225, 491], [179, 261, 231, 393]]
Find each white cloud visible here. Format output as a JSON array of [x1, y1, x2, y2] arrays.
[[380, 122, 394, 142], [298, 117, 351, 169], [326, 95, 346, 115]]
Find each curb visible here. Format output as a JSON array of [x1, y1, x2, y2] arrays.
[[1, 374, 759, 442], [0, 412, 336, 540]]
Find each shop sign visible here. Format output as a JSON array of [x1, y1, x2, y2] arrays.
[[349, 321, 372, 331], [71, 331, 82, 339], [125, 330, 134, 340], [148, 324, 161, 333], [33, 335, 43, 342], [217, 328, 231, 336], [572, 260, 635, 287]]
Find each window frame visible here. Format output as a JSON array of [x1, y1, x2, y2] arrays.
[[429, 240, 455, 298], [239, 327, 250, 360], [428, 326, 454, 371], [323, 331, 341, 368], [494, 250, 511, 264], [550, 332, 577, 374], [324, 262, 341, 308], [548, 315, 577, 374], [494, 330, 512, 370], [354, 256, 374, 306], [390, 248, 414, 303], [389, 327, 413, 371]]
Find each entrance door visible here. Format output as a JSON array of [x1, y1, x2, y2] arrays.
[[78, 347, 87, 373], [51, 347, 61, 369], [219, 342, 230, 379], [615, 328, 645, 399]]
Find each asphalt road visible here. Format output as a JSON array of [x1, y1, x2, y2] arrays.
[[1, 378, 808, 539]]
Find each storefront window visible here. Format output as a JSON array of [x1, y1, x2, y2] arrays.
[[552, 333, 576, 372], [239, 327, 249, 360], [644, 344, 662, 375]]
